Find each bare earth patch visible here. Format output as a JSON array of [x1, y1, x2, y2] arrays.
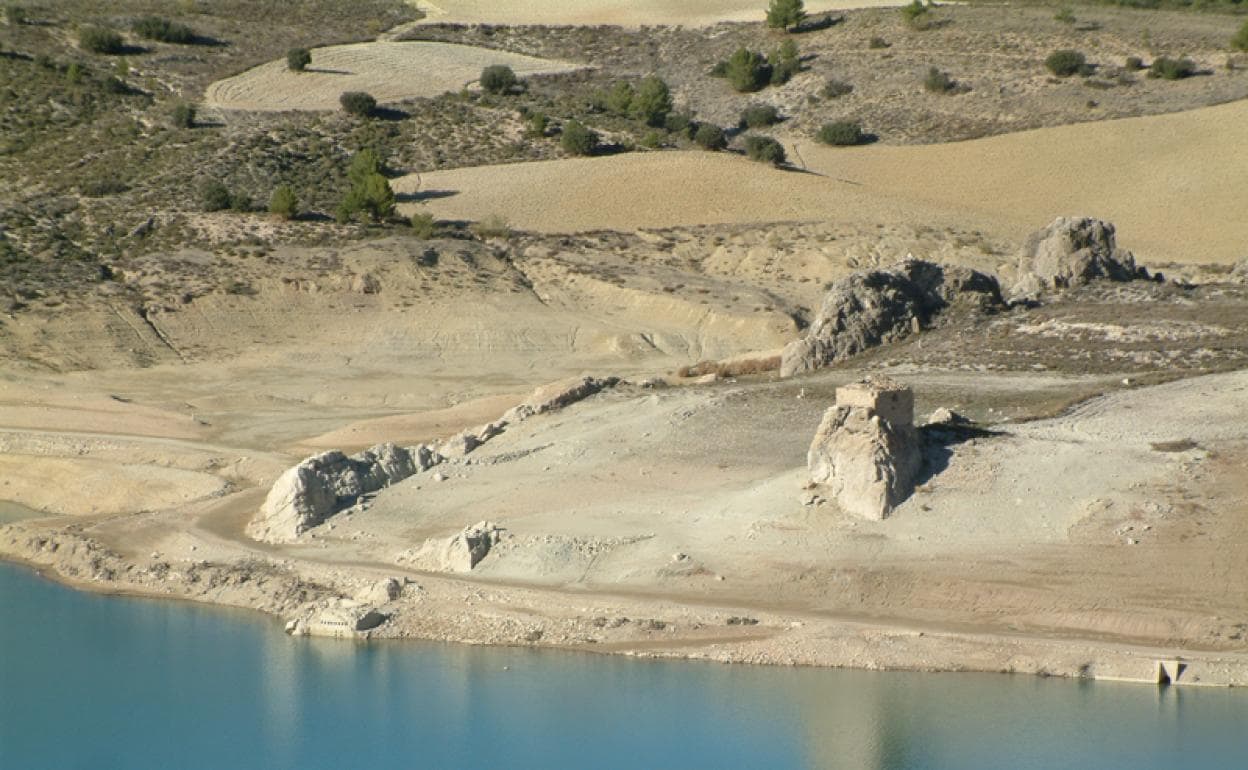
[[413, 0, 899, 27], [205, 41, 582, 111]]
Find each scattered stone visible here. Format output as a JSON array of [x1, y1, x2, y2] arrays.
[[781, 258, 1004, 377], [357, 577, 402, 605], [807, 378, 922, 520], [405, 521, 507, 573], [925, 407, 970, 426], [726, 616, 760, 626], [350, 273, 381, 294]]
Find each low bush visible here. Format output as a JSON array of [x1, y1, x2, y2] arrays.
[[664, 111, 695, 138], [694, 123, 726, 150], [340, 91, 376, 117], [409, 211, 436, 239], [1054, 7, 1076, 24], [631, 75, 673, 127], [132, 16, 195, 44], [900, 0, 929, 29], [1124, 55, 1144, 71], [677, 355, 781, 378], [5, 6, 25, 25], [170, 102, 195, 129], [1149, 56, 1196, 80], [269, 185, 298, 219], [822, 78, 853, 98], [724, 47, 769, 93], [524, 111, 549, 137], [924, 67, 955, 94], [741, 104, 780, 128], [1235, 20, 1248, 53], [470, 214, 511, 240], [640, 130, 664, 149], [287, 47, 311, 72], [480, 64, 518, 94], [744, 134, 786, 165], [79, 26, 125, 55], [868, 36, 890, 49], [817, 121, 865, 146], [200, 181, 232, 212], [560, 120, 598, 156], [770, 39, 801, 86], [1045, 49, 1087, 77]]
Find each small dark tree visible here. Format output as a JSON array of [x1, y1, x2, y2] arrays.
[[664, 111, 695, 138], [1149, 56, 1196, 80], [480, 64, 518, 94], [560, 120, 598, 156], [725, 47, 768, 93], [79, 26, 125, 55], [631, 75, 673, 127], [340, 91, 376, 117], [201, 181, 232, 212], [170, 102, 195, 129], [744, 134, 786, 165], [694, 123, 727, 151], [269, 185, 298, 219], [1045, 49, 1087, 77], [900, 0, 928, 29], [741, 104, 780, 128], [770, 39, 800, 85], [1234, 20, 1248, 53], [348, 148, 383, 185], [132, 16, 195, 44], [817, 121, 865, 146], [287, 47, 311, 72], [924, 67, 955, 94], [766, 0, 805, 31]]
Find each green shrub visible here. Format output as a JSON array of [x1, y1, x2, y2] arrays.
[[1234, 20, 1248, 53], [5, 6, 26, 25], [631, 75, 673, 127], [603, 81, 635, 115], [229, 191, 253, 213], [664, 111, 695, 137], [1125, 55, 1144, 71], [348, 148, 383, 184], [287, 47, 311, 72], [869, 36, 890, 49], [770, 40, 801, 85], [1149, 56, 1196, 80], [766, 0, 805, 31], [525, 111, 549, 137], [269, 185, 298, 220], [201, 181, 232, 212], [741, 104, 780, 128], [640, 130, 664, 149], [744, 134, 786, 165], [1054, 7, 1076, 24], [170, 102, 195, 128], [132, 16, 195, 44], [1046, 49, 1087, 77], [924, 67, 955, 94], [470, 214, 511, 240], [900, 0, 928, 29], [560, 120, 598, 156], [724, 47, 768, 92], [480, 64, 518, 94], [818, 121, 867, 146], [822, 78, 853, 98], [79, 26, 125, 55], [409, 211, 436, 239], [340, 91, 376, 117], [694, 123, 727, 150], [65, 62, 83, 84]]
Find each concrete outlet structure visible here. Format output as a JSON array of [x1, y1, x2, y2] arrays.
[[834, 379, 914, 426]]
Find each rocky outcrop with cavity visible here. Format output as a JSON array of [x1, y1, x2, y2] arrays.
[[781, 259, 1004, 377]]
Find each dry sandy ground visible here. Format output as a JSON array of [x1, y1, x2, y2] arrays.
[[411, 0, 901, 27], [204, 41, 580, 111], [396, 98, 1248, 265]]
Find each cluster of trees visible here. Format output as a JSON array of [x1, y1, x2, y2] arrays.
[[712, 40, 800, 93], [593, 75, 674, 127], [132, 16, 196, 44]]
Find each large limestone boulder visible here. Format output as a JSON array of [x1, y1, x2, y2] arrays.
[[247, 442, 441, 543], [808, 380, 922, 520], [781, 259, 1003, 377], [1013, 217, 1139, 297]]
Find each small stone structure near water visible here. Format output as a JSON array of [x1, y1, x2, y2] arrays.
[[807, 378, 922, 520]]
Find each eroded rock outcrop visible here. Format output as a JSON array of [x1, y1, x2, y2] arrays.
[[1011, 217, 1140, 298], [808, 379, 922, 520], [781, 259, 1003, 377], [247, 442, 441, 543], [401, 521, 508, 573]]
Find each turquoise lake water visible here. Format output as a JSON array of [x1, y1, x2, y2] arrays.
[[1, 559, 1246, 769]]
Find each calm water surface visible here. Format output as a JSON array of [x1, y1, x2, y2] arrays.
[[1, 561, 1246, 769]]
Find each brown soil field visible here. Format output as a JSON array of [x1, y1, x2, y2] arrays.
[[396, 98, 1248, 265], [204, 41, 581, 111]]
